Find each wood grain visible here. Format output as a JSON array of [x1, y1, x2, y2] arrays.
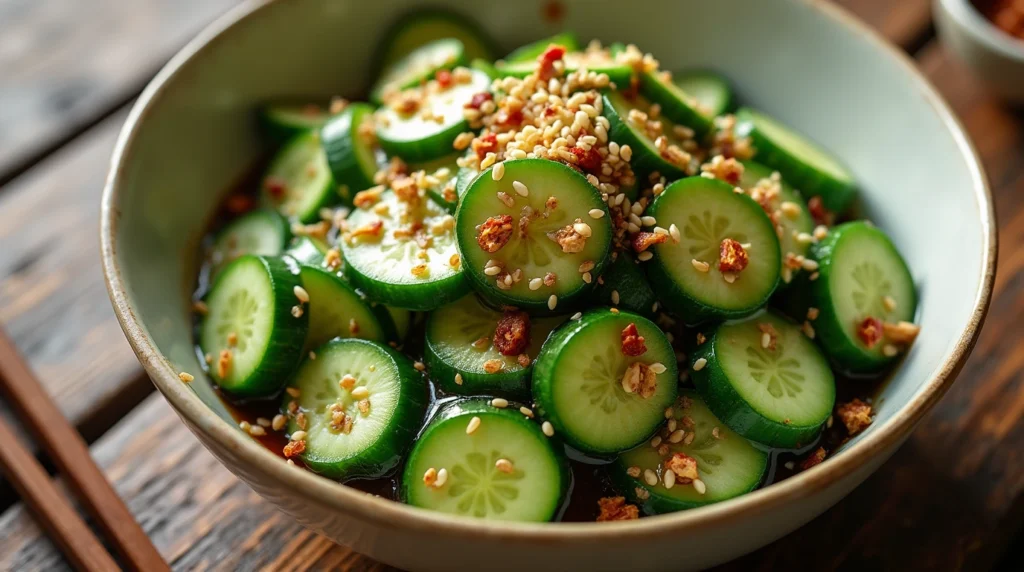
[[0, 0, 240, 183]]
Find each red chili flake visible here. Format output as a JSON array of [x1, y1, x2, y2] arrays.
[[225, 194, 255, 214], [620, 323, 647, 357], [836, 398, 873, 436], [718, 238, 749, 273], [476, 215, 514, 253], [570, 145, 602, 174], [631, 232, 668, 253], [263, 177, 287, 200], [543, 107, 558, 118], [435, 69, 453, 88], [473, 132, 499, 159], [665, 453, 699, 482], [856, 317, 883, 349], [538, 45, 567, 80], [596, 497, 639, 522], [466, 91, 493, 110], [807, 196, 832, 226], [494, 310, 531, 356], [350, 220, 384, 239], [496, 107, 524, 126], [283, 439, 306, 458], [799, 447, 827, 471]]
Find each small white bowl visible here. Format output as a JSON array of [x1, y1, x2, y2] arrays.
[[935, 0, 1024, 102]]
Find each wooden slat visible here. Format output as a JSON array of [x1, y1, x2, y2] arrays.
[[0, 0, 239, 183]]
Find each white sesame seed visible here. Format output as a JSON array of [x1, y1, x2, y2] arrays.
[[653, 226, 669, 236], [249, 425, 267, 437], [293, 285, 310, 303], [466, 416, 482, 435], [571, 312, 582, 320], [796, 232, 815, 245], [803, 321, 816, 339], [542, 421, 555, 437], [291, 430, 307, 442], [638, 251, 653, 262], [512, 180, 529, 197], [548, 294, 557, 310], [529, 278, 543, 290], [611, 290, 620, 305], [589, 208, 605, 219], [423, 467, 437, 486], [484, 265, 502, 276], [495, 458, 515, 474], [435, 467, 449, 487], [582, 271, 593, 284], [814, 225, 829, 240], [691, 259, 710, 272], [627, 222, 641, 234], [664, 469, 676, 489], [350, 386, 370, 400], [272, 414, 286, 431], [883, 295, 898, 312], [620, 145, 633, 161], [238, 420, 251, 432], [883, 344, 899, 357], [669, 429, 685, 443], [785, 461, 796, 470], [693, 478, 707, 495], [178, 372, 194, 383], [454, 373, 464, 385], [762, 332, 772, 349], [650, 436, 662, 448], [693, 358, 708, 371], [520, 406, 534, 418], [650, 362, 667, 374], [641, 216, 657, 227], [780, 201, 801, 219], [801, 258, 820, 272], [491, 162, 505, 181], [644, 469, 658, 486], [491, 398, 509, 409], [573, 222, 592, 237]]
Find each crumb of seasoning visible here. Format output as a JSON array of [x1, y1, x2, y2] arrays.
[[799, 447, 827, 471], [596, 497, 640, 522], [836, 398, 873, 436], [718, 238, 749, 273], [283, 439, 306, 458], [494, 310, 531, 356], [620, 362, 657, 398], [620, 323, 648, 356], [178, 372, 194, 383]]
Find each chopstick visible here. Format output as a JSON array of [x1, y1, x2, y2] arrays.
[[0, 327, 168, 572], [0, 416, 119, 571]]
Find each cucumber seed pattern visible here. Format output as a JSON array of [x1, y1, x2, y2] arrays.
[[218, 290, 259, 352], [745, 345, 804, 399], [581, 345, 630, 413], [684, 210, 748, 261], [851, 262, 893, 318], [448, 450, 525, 516]]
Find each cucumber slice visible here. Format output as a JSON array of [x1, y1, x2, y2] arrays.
[[386, 306, 413, 341], [533, 309, 679, 456], [454, 158, 613, 313], [495, 51, 631, 85], [690, 311, 835, 448], [612, 391, 769, 513], [804, 221, 917, 374], [284, 235, 330, 266], [259, 101, 331, 144], [455, 164, 481, 198], [646, 177, 781, 325], [199, 255, 307, 398], [589, 252, 658, 318], [410, 153, 462, 213], [298, 265, 391, 353], [342, 190, 468, 311], [376, 68, 491, 163], [470, 58, 500, 80], [261, 131, 338, 223], [371, 38, 466, 104], [424, 295, 564, 398], [377, 9, 495, 69], [603, 91, 696, 180], [402, 398, 569, 522], [210, 209, 290, 270], [671, 70, 734, 118], [321, 103, 378, 204], [503, 32, 582, 62], [735, 108, 857, 213], [639, 71, 714, 136], [739, 161, 814, 269], [284, 338, 428, 479]]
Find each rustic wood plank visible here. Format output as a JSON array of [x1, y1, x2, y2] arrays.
[[833, 0, 933, 50], [0, 0, 240, 183]]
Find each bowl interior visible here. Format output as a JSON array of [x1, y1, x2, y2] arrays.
[[106, 0, 991, 519]]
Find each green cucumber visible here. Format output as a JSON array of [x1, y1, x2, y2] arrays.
[[455, 164, 481, 198], [320, 103, 379, 203], [341, 190, 468, 311], [495, 50, 631, 85], [504, 32, 582, 62], [455, 158, 612, 313], [371, 38, 466, 104], [470, 58, 500, 79], [646, 177, 781, 325], [261, 131, 339, 223], [735, 108, 857, 213], [284, 235, 330, 266], [603, 91, 696, 180], [671, 70, 734, 118], [402, 398, 569, 522], [199, 255, 307, 398], [424, 295, 564, 398], [283, 338, 428, 479], [376, 68, 491, 163], [639, 71, 714, 136], [689, 311, 835, 448], [298, 265, 392, 353], [590, 252, 658, 318], [210, 208, 290, 270], [739, 161, 815, 272], [386, 306, 413, 342], [612, 391, 768, 513], [533, 309, 678, 456], [377, 9, 495, 69], [259, 100, 331, 144]]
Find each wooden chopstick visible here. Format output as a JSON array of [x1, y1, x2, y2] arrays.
[[0, 327, 168, 572], [0, 416, 119, 571]]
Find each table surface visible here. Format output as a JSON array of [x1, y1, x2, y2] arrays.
[[0, 0, 1021, 570]]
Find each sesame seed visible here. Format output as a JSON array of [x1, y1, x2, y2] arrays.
[[653, 226, 669, 236], [542, 421, 555, 437], [883, 296, 898, 312], [455, 373, 464, 385], [807, 307, 820, 320], [641, 216, 657, 227], [435, 467, 449, 488], [291, 430, 307, 442], [340, 374, 356, 390], [570, 312, 582, 320], [762, 332, 771, 349], [693, 358, 708, 371], [249, 425, 266, 437], [669, 224, 681, 243], [527, 277, 542, 290], [520, 406, 535, 418], [638, 251, 653, 261], [665, 407, 675, 419], [291, 305, 304, 318], [512, 180, 529, 197], [664, 469, 676, 489], [691, 259, 710, 272], [178, 372, 194, 383], [492, 162, 505, 181], [582, 272, 593, 283], [491, 398, 509, 408], [293, 285, 310, 303], [548, 294, 558, 310], [650, 362, 667, 374], [780, 201, 801, 219], [495, 458, 515, 474], [809, 272, 820, 281], [796, 232, 815, 245], [484, 265, 502, 276], [693, 478, 707, 495], [611, 290, 620, 305], [801, 258, 820, 272], [684, 432, 695, 445], [650, 436, 662, 448], [803, 321, 816, 339], [350, 386, 370, 400], [813, 225, 829, 240], [272, 414, 286, 431], [238, 421, 251, 432], [573, 222, 592, 237], [423, 467, 437, 486], [883, 344, 899, 357], [466, 416, 482, 435], [620, 145, 633, 161], [826, 415, 834, 429], [589, 208, 606, 219], [644, 469, 658, 486], [723, 272, 737, 284], [256, 417, 271, 428], [414, 361, 426, 371], [669, 429, 685, 443]]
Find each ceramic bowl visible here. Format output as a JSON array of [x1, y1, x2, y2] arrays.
[[935, 0, 1024, 102], [101, 0, 996, 569]]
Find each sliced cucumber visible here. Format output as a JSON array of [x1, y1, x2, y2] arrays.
[[739, 161, 814, 267], [455, 158, 612, 313], [603, 91, 695, 180], [210, 208, 290, 270], [402, 398, 569, 522], [377, 9, 495, 69], [386, 306, 413, 341], [425, 295, 564, 398], [410, 153, 462, 213], [455, 164, 481, 198], [259, 100, 331, 144], [646, 177, 781, 325], [533, 309, 678, 456], [376, 68, 491, 163], [320, 102, 378, 203], [342, 190, 468, 311], [504, 32, 582, 62], [298, 265, 391, 353], [690, 311, 835, 448], [671, 70, 734, 118], [470, 58, 499, 80], [371, 38, 466, 104], [639, 71, 713, 136], [590, 252, 658, 318], [199, 255, 307, 398], [261, 131, 338, 223], [612, 391, 769, 513], [803, 222, 917, 374], [735, 108, 857, 213], [496, 50, 631, 85], [283, 338, 428, 479], [284, 235, 330, 266]]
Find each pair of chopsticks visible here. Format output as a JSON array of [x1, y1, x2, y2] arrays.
[[0, 327, 168, 571]]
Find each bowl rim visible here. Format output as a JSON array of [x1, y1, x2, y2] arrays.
[[101, 0, 997, 542], [937, 0, 1024, 61]]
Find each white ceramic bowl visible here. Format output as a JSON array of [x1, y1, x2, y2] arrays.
[[101, 0, 997, 570], [935, 0, 1024, 102]]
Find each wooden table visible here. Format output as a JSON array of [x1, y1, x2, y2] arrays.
[[0, 1, 1020, 569]]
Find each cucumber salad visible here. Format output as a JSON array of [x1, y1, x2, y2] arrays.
[[189, 8, 922, 524]]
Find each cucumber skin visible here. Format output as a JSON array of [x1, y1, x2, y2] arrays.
[[639, 72, 713, 137], [496, 61, 632, 86], [504, 32, 582, 62], [288, 339, 429, 480], [376, 9, 497, 69], [589, 253, 658, 318], [259, 102, 329, 144], [285, 236, 329, 266], [532, 309, 678, 457], [377, 116, 472, 164], [371, 39, 467, 105], [400, 398, 570, 520], [263, 131, 338, 223], [298, 264, 397, 348], [602, 92, 687, 181], [646, 178, 782, 326], [203, 255, 308, 398], [321, 103, 377, 205], [342, 254, 470, 312], [735, 108, 856, 214], [211, 209, 291, 273], [671, 70, 735, 118], [688, 319, 830, 449], [423, 331, 535, 400]]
